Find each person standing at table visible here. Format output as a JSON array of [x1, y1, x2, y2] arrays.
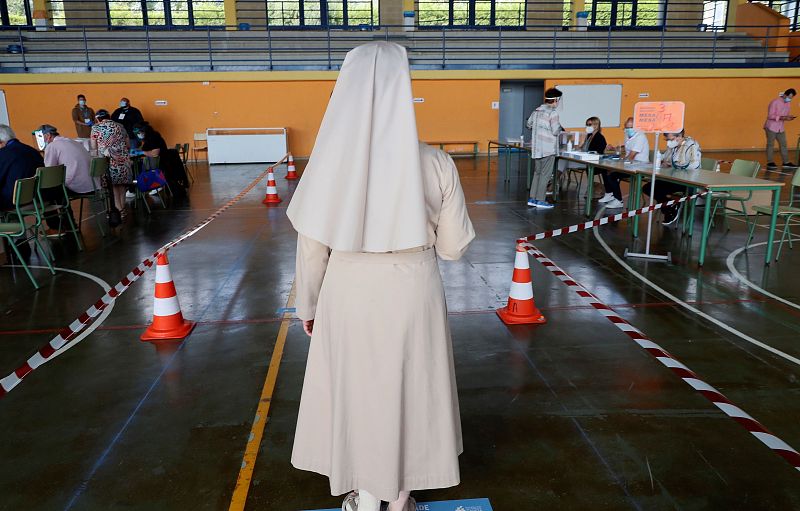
[[584, 116, 622, 209], [71, 94, 95, 139], [764, 88, 797, 170], [91, 109, 131, 217], [526, 87, 563, 209], [111, 97, 144, 146]]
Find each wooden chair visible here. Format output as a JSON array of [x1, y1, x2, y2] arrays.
[[193, 132, 208, 163]]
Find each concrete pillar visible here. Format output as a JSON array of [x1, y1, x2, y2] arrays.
[[526, 0, 564, 29], [571, 0, 586, 26], [664, 0, 705, 27], [225, 0, 238, 29], [64, 0, 108, 27], [726, 0, 748, 27], [381, 0, 404, 25], [32, 0, 49, 30], [236, 0, 266, 26]]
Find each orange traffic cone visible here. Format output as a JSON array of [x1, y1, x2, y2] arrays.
[[496, 244, 546, 325], [141, 253, 196, 342], [285, 154, 298, 180], [262, 167, 282, 204]]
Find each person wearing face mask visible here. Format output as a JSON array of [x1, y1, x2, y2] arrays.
[[71, 94, 96, 139], [91, 109, 132, 217], [133, 121, 189, 198], [526, 87, 563, 209], [764, 88, 797, 170], [111, 97, 145, 145], [600, 117, 650, 210], [641, 130, 702, 226], [583, 117, 622, 209]]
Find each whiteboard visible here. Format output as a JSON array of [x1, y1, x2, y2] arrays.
[[554, 84, 622, 129], [207, 128, 287, 164]]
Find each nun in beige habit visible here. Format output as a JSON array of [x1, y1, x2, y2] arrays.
[[287, 42, 475, 511]]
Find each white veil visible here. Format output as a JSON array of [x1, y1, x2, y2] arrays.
[[286, 42, 428, 253]]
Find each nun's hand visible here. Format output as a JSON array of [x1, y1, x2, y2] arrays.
[[303, 320, 314, 337]]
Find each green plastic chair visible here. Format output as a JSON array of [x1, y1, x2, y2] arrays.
[[35, 165, 84, 252], [0, 176, 56, 289], [700, 157, 719, 172], [70, 157, 109, 237], [747, 167, 800, 261], [707, 159, 761, 234]]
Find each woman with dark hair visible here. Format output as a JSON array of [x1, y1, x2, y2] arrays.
[[133, 121, 188, 199], [91, 109, 131, 215]]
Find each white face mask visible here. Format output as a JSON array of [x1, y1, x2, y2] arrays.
[[666, 139, 679, 149], [585, 126, 595, 134]]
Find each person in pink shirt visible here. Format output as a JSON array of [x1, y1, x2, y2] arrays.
[[764, 88, 797, 170], [36, 124, 96, 236]]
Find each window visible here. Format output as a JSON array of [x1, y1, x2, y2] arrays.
[[107, 0, 225, 27], [702, 0, 727, 29], [266, 0, 378, 27], [585, 0, 664, 28], [1, 0, 33, 25], [418, 0, 528, 28]]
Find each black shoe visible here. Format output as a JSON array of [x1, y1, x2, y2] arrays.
[[766, 162, 778, 170], [783, 162, 798, 169], [663, 204, 682, 226]]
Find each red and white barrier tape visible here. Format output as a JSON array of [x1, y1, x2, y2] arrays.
[[520, 241, 800, 472], [0, 159, 286, 398], [519, 190, 709, 243]]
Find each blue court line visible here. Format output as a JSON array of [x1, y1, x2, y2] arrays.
[[64, 219, 270, 510], [512, 340, 644, 511]]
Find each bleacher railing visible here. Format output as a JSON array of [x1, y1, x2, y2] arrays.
[[0, 23, 796, 72]]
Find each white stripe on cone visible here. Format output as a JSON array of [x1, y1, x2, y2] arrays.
[[267, 186, 278, 194], [514, 250, 529, 270], [155, 263, 172, 284], [154, 296, 182, 317], [509, 281, 534, 300]]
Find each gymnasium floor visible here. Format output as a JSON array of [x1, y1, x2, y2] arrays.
[[1, 150, 799, 510]]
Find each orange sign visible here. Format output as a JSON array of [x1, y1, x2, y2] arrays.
[[633, 101, 685, 133]]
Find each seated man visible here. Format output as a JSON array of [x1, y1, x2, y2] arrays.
[[38, 124, 96, 235], [0, 124, 44, 263], [642, 130, 701, 226]]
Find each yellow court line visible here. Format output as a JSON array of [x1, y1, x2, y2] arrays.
[[229, 281, 296, 511]]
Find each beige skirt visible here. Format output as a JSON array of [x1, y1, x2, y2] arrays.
[[291, 248, 462, 502]]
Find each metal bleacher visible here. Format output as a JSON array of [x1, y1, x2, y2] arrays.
[[0, 24, 792, 73]]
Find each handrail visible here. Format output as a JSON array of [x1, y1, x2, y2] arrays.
[[0, 23, 796, 73]]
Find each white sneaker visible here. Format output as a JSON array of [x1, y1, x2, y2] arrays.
[[598, 193, 614, 203], [342, 491, 359, 511], [605, 198, 624, 209], [125, 191, 135, 199]]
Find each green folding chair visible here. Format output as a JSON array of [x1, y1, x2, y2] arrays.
[[706, 159, 761, 235], [1, 176, 56, 289], [35, 164, 84, 252], [700, 157, 719, 171], [747, 167, 800, 261], [70, 157, 110, 237]]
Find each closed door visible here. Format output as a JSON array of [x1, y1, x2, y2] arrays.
[[498, 81, 543, 144]]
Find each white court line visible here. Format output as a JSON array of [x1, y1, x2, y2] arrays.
[[7, 265, 114, 362], [591, 210, 800, 368], [725, 239, 800, 312]]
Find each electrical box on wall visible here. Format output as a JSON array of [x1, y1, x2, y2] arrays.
[[491, 101, 499, 109]]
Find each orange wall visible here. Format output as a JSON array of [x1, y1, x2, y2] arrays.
[[548, 77, 799, 150], [0, 76, 797, 156], [735, 2, 790, 51], [0, 80, 500, 158]]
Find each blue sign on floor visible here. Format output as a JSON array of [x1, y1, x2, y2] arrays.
[[308, 497, 492, 511]]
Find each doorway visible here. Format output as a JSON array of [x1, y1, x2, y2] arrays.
[[498, 80, 544, 144]]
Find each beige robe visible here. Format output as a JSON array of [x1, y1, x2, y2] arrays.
[[291, 143, 476, 502]]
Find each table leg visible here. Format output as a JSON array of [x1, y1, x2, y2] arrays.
[[505, 147, 510, 183], [474, 142, 478, 159], [632, 174, 642, 238], [765, 186, 781, 264], [584, 164, 595, 217], [699, 189, 713, 266], [688, 194, 696, 237], [487, 142, 493, 176]]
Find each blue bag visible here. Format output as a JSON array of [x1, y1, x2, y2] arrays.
[[137, 168, 168, 192]]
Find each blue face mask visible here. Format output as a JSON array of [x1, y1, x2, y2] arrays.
[[136, 132, 145, 140], [120, 101, 128, 108], [625, 128, 635, 138], [784, 96, 793, 103]]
